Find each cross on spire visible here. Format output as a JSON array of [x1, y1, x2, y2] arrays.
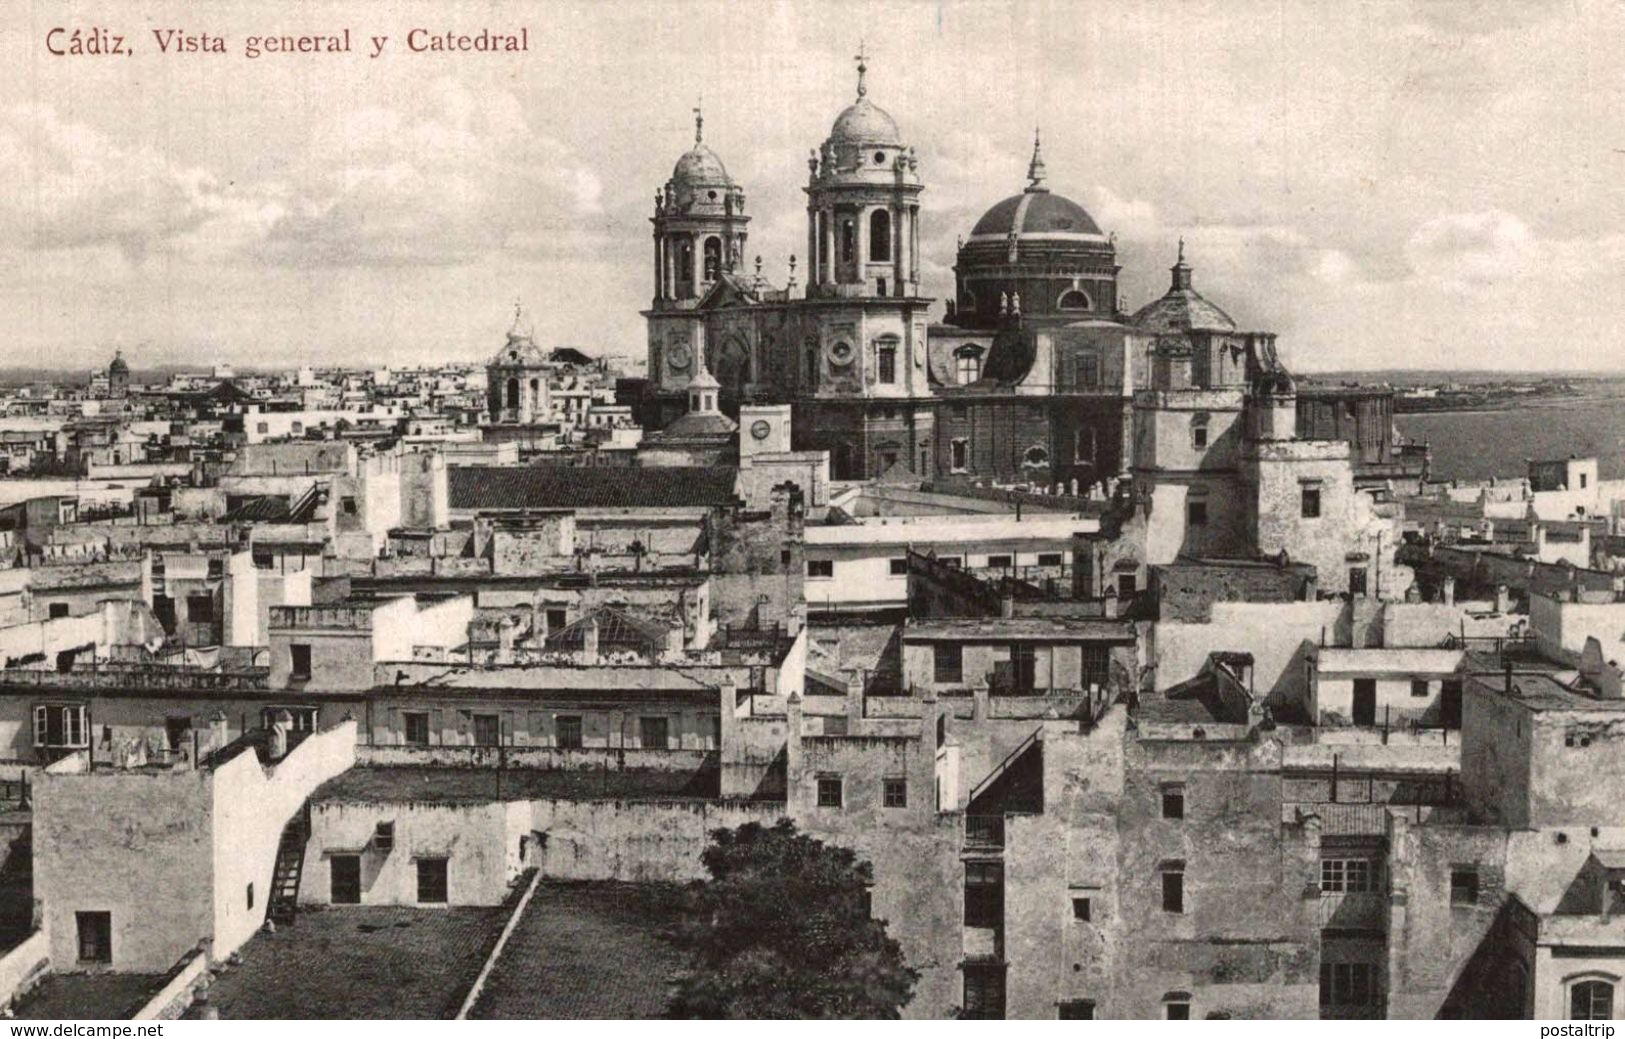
[[693, 96, 703, 144], [855, 40, 869, 98]]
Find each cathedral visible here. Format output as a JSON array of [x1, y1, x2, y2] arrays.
[[640, 55, 1411, 492]]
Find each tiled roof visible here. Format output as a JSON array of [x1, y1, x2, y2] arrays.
[[448, 466, 739, 510]]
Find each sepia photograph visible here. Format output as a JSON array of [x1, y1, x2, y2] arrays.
[[2, 0, 1625, 1024]]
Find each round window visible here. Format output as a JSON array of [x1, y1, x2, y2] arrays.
[[874, 151, 886, 165], [708, 190, 718, 200], [828, 341, 855, 366]]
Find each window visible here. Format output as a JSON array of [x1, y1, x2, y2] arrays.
[[807, 559, 834, 579], [1165, 1001, 1191, 1020], [956, 353, 981, 385], [246, 883, 255, 911], [545, 608, 567, 631], [963, 964, 1005, 1020], [186, 594, 213, 623], [556, 715, 583, 750], [1349, 567, 1368, 597], [889, 557, 908, 576], [165, 716, 192, 753], [817, 775, 843, 808], [340, 496, 358, 516], [640, 716, 669, 750], [404, 712, 430, 747], [472, 714, 500, 746], [252, 548, 274, 569], [1038, 552, 1063, 567], [1411, 679, 1430, 699], [877, 343, 897, 383], [987, 554, 1013, 569], [207, 558, 224, 580], [1023, 445, 1049, 468], [1071, 896, 1092, 922], [330, 855, 361, 904], [840, 220, 855, 263], [1162, 868, 1185, 913], [934, 643, 963, 684], [256, 422, 269, 434], [1187, 499, 1208, 526], [1161, 785, 1185, 820], [965, 861, 1003, 927], [869, 209, 891, 262], [289, 643, 312, 680], [75, 911, 111, 964], [416, 858, 448, 904], [1191, 421, 1209, 450], [1321, 858, 1374, 893], [1572, 979, 1615, 1020], [47, 602, 68, 620], [1118, 573, 1138, 597], [1073, 426, 1097, 463], [374, 822, 394, 852], [703, 237, 722, 282], [1058, 1000, 1095, 1020], [1451, 868, 1480, 906], [877, 277, 888, 297], [950, 438, 969, 471], [1302, 486, 1322, 519], [33, 704, 87, 749], [1320, 962, 1378, 1008], [805, 349, 820, 387], [883, 777, 907, 808], [1058, 289, 1090, 311]]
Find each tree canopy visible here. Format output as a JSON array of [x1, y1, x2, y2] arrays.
[[667, 819, 918, 1019]]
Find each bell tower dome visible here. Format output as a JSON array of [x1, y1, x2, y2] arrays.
[[651, 104, 749, 307], [804, 46, 924, 300]]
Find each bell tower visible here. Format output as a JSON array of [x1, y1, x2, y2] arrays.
[[804, 47, 923, 300]]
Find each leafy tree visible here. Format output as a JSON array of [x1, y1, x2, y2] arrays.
[[668, 819, 918, 1019]]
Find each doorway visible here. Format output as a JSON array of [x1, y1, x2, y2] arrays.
[[330, 855, 361, 904], [1352, 679, 1377, 726]]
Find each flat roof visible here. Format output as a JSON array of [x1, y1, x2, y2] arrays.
[[315, 765, 723, 804], [1316, 648, 1465, 675], [906, 617, 1135, 641], [1469, 671, 1625, 713]]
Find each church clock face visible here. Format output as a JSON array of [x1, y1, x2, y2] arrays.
[[668, 344, 692, 371], [750, 419, 772, 441], [827, 341, 854, 368]]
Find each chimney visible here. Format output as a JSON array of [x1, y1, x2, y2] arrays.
[[1000, 593, 1015, 619], [209, 710, 229, 753], [1441, 576, 1456, 607], [1495, 584, 1512, 614]]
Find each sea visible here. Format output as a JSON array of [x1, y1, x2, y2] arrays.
[[1396, 401, 1625, 483]]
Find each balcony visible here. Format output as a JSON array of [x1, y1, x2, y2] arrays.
[[965, 814, 1005, 849], [0, 665, 269, 692]]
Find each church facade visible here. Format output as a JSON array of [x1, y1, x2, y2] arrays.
[[639, 57, 1411, 492]]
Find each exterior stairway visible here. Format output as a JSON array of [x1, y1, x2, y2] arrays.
[[267, 804, 310, 926]]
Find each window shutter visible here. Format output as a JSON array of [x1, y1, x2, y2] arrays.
[[456, 710, 471, 744], [429, 709, 443, 746], [32, 706, 46, 747], [528, 711, 546, 746], [387, 708, 401, 746], [500, 712, 514, 743]]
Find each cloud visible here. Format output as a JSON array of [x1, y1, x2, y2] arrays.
[[0, 103, 231, 263], [1405, 210, 1537, 292]]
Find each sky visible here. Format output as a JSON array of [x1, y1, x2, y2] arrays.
[[4, 0, 1625, 375]]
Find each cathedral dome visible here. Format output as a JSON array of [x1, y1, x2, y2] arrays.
[[1130, 245, 1237, 334], [970, 190, 1103, 240], [829, 97, 901, 146], [671, 143, 731, 187], [108, 351, 129, 374]]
